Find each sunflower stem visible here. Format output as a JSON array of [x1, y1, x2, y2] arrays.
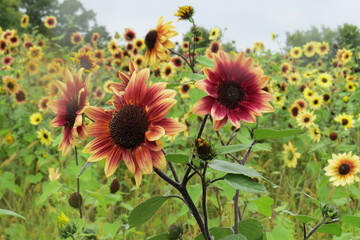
[[240, 140, 256, 165], [233, 190, 240, 234], [201, 162, 209, 236], [74, 146, 82, 218], [304, 218, 326, 240]]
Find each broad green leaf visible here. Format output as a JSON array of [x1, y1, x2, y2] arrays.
[[238, 219, 264, 240], [36, 181, 62, 206], [224, 174, 268, 194], [252, 196, 274, 217], [341, 216, 360, 228], [128, 196, 169, 228], [282, 210, 318, 223], [266, 225, 291, 240], [219, 234, 247, 240], [52, 133, 62, 147], [147, 233, 171, 240], [196, 56, 214, 68], [26, 173, 43, 184], [77, 162, 97, 177], [318, 222, 342, 237], [195, 227, 233, 240], [254, 128, 302, 141], [209, 160, 260, 177], [191, 73, 205, 81], [0, 209, 26, 220], [216, 144, 249, 155], [165, 154, 188, 164]]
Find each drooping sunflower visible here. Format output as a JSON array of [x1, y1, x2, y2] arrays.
[[192, 51, 273, 130], [21, 15, 29, 28], [296, 110, 316, 129], [71, 32, 83, 45], [303, 41, 317, 58], [324, 152, 360, 186], [317, 73, 332, 88], [83, 68, 186, 186], [290, 47, 302, 59], [72, 51, 99, 73], [334, 113, 354, 129], [174, 5, 194, 21], [3, 76, 18, 94], [48, 69, 90, 156], [44, 16, 57, 29], [30, 112, 43, 125], [37, 129, 53, 146], [282, 142, 301, 168], [144, 17, 178, 67]]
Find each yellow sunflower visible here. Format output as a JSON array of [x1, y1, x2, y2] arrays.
[[335, 113, 354, 129], [37, 129, 53, 146], [296, 110, 316, 129], [309, 95, 322, 110], [282, 142, 301, 168], [160, 63, 175, 80], [317, 73, 333, 88], [30, 112, 42, 125], [3, 76, 18, 94], [324, 152, 360, 186], [108, 40, 119, 53], [290, 47, 302, 59], [72, 51, 99, 73], [317, 42, 330, 56], [44, 16, 57, 29], [346, 82, 356, 92], [174, 5, 194, 21], [28, 46, 43, 60], [303, 87, 314, 100], [21, 15, 29, 28], [177, 77, 194, 98], [288, 72, 302, 85], [289, 103, 302, 119], [341, 50, 352, 64], [144, 17, 178, 67], [209, 27, 221, 41], [303, 41, 317, 58], [71, 32, 83, 45], [27, 60, 39, 75], [308, 125, 321, 142], [272, 92, 285, 108], [134, 38, 145, 50]]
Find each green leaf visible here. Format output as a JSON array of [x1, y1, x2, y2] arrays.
[[77, 162, 97, 177], [238, 219, 264, 240], [318, 222, 342, 237], [209, 160, 261, 177], [341, 216, 360, 228], [266, 225, 291, 240], [52, 133, 62, 147], [191, 73, 205, 81], [165, 154, 188, 164], [195, 227, 233, 240], [196, 56, 214, 68], [219, 234, 247, 240], [216, 144, 250, 155], [252, 196, 274, 217], [254, 129, 302, 141], [224, 174, 268, 194], [36, 181, 62, 206], [26, 173, 43, 184], [147, 233, 170, 240], [128, 196, 169, 228], [282, 210, 318, 223], [0, 209, 26, 220]]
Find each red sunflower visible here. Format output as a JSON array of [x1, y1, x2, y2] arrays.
[[193, 51, 273, 130], [111, 61, 138, 93], [48, 69, 90, 156], [83, 69, 186, 186]]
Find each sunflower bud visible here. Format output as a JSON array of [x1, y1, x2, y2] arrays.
[[343, 96, 349, 103], [174, 6, 194, 21], [68, 192, 83, 209], [110, 179, 120, 194], [195, 138, 215, 161], [168, 224, 183, 240], [58, 212, 77, 239], [321, 203, 340, 219], [329, 132, 338, 141]]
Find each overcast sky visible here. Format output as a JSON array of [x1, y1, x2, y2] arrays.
[[80, 0, 360, 51]]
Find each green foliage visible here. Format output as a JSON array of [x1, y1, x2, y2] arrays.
[[224, 174, 268, 194], [0, 0, 22, 29], [0, 209, 26, 220], [336, 23, 360, 49]]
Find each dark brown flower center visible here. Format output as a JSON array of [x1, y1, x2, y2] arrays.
[[66, 98, 80, 128], [109, 105, 148, 149], [313, 99, 318, 104], [7, 82, 14, 90], [43, 133, 48, 139], [217, 81, 246, 109], [125, 32, 135, 41], [79, 56, 93, 70], [16, 90, 26, 102], [211, 43, 219, 53], [342, 119, 349, 126], [291, 107, 299, 117], [145, 30, 158, 50], [304, 117, 310, 123], [322, 78, 327, 83], [47, 19, 54, 25], [323, 94, 330, 101], [338, 163, 351, 175], [165, 67, 172, 76], [181, 85, 190, 93]]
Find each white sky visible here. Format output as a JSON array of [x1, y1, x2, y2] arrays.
[[80, 0, 360, 51]]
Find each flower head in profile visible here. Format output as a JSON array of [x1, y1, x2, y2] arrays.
[[144, 17, 178, 67], [282, 142, 301, 168], [48, 69, 90, 156], [324, 152, 360, 186], [49, 167, 61, 182], [83, 69, 186, 186], [192, 51, 273, 130], [174, 6, 194, 21]]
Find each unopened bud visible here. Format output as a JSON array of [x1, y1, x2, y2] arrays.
[[168, 224, 183, 240], [195, 138, 215, 161]]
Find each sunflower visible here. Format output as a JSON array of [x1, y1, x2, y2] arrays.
[[123, 28, 136, 42], [303, 41, 317, 58], [253, 42, 265, 53], [316, 73, 332, 88], [178, 77, 194, 98], [209, 27, 220, 41], [280, 63, 291, 74], [44, 16, 57, 29], [303, 87, 314, 100], [133, 38, 145, 50], [93, 50, 104, 61], [206, 41, 221, 58], [290, 47, 302, 59], [27, 60, 40, 75], [8, 34, 20, 47], [2, 56, 13, 66], [289, 103, 302, 119], [0, 39, 7, 54], [38, 97, 50, 112], [181, 41, 190, 51], [71, 32, 83, 45], [72, 51, 99, 73], [193, 51, 273, 130], [93, 87, 104, 99], [3, 76, 18, 94], [160, 63, 175, 80], [14, 88, 27, 104], [47, 61, 62, 76], [335, 113, 354, 129], [134, 55, 145, 68], [296, 110, 316, 129], [108, 40, 119, 53], [309, 95, 322, 110], [288, 72, 301, 85], [323, 93, 331, 104], [317, 42, 330, 56], [28, 46, 43, 60], [112, 49, 124, 60], [21, 15, 29, 28], [324, 152, 360, 186], [37, 129, 53, 146], [272, 92, 285, 108], [48, 167, 61, 182], [23, 41, 33, 50], [5, 134, 14, 144], [91, 32, 100, 43], [174, 5, 194, 21], [346, 75, 357, 82], [83, 68, 186, 186], [341, 50, 352, 64], [308, 125, 321, 142], [282, 142, 301, 168], [144, 17, 178, 67], [30, 112, 43, 125], [346, 82, 356, 92], [48, 69, 90, 156]]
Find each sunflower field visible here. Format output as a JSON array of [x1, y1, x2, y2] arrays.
[[1, 3, 360, 240]]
